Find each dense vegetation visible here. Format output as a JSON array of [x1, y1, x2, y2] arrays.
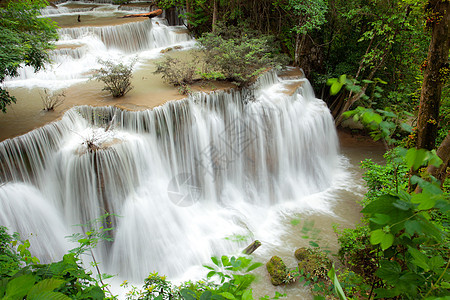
[[0, 0, 58, 112], [0, 0, 449, 299]]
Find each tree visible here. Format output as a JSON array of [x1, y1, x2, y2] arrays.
[[0, 0, 58, 113], [415, 0, 450, 151], [92, 59, 135, 98], [273, 0, 328, 67]]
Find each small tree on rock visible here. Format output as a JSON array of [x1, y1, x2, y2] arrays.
[[92, 59, 135, 98]]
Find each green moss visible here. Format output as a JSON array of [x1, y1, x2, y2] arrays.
[[266, 256, 288, 286], [295, 248, 331, 279]]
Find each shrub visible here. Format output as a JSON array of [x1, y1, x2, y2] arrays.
[[92, 59, 135, 98], [40, 88, 65, 111], [153, 56, 198, 94], [198, 23, 289, 87]]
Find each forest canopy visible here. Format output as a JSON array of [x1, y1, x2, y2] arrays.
[[0, 0, 58, 113]]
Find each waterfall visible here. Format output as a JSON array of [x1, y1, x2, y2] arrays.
[[0, 73, 339, 280], [6, 3, 193, 89]]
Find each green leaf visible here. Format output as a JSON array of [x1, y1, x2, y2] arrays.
[[78, 286, 104, 299], [246, 262, 263, 272], [362, 194, 397, 215], [330, 82, 343, 95], [242, 289, 253, 300], [220, 292, 236, 300], [28, 291, 71, 300], [392, 199, 412, 211], [428, 256, 445, 272], [27, 279, 65, 297], [404, 220, 422, 236], [370, 213, 391, 225], [338, 74, 347, 84], [400, 123, 413, 133], [376, 260, 401, 283], [406, 149, 428, 171], [407, 246, 429, 271], [327, 266, 347, 300], [180, 289, 197, 300], [380, 233, 394, 250], [326, 78, 338, 85], [428, 150, 443, 168], [370, 229, 394, 250], [309, 241, 319, 248], [211, 256, 221, 267], [200, 290, 212, 300], [411, 192, 437, 210], [4, 274, 35, 300], [221, 256, 230, 267], [370, 229, 385, 244]]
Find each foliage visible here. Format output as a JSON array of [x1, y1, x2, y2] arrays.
[[197, 23, 288, 87], [153, 56, 198, 94], [123, 255, 269, 300], [334, 147, 449, 299], [0, 215, 118, 299], [0, 226, 20, 278], [274, 0, 328, 36], [0, 0, 58, 113], [40, 88, 66, 111], [360, 150, 409, 204], [92, 59, 135, 98]]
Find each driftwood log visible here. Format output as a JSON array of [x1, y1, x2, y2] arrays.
[[242, 240, 261, 255], [122, 9, 162, 19]]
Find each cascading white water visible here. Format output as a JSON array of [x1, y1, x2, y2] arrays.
[[0, 72, 340, 281], [5, 2, 194, 89]]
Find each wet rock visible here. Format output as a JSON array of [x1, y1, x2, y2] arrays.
[[160, 47, 173, 53], [295, 247, 332, 279], [266, 256, 288, 286]]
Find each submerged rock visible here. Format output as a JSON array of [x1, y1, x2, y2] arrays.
[[266, 256, 289, 286]]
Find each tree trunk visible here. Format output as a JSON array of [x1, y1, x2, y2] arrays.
[[212, 0, 218, 32], [428, 133, 450, 185], [122, 9, 162, 19], [415, 0, 450, 150]]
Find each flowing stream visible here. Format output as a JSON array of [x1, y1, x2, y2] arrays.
[[0, 2, 384, 299]]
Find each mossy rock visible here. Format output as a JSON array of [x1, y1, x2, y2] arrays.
[[295, 248, 332, 279], [294, 247, 309, 260], [266, 256, 288, 286], [160, 47, 173, 53]]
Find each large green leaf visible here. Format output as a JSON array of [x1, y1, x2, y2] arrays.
[[27, 291, 71, 300], [376, 260, 401, 283], [328, 266, 347, 300], [411, 192, 437, 210], [406, 148, 428, 171], [370, 213, 391, 225], [27, 279, 65, 299], [4, 274, 36, 300]]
